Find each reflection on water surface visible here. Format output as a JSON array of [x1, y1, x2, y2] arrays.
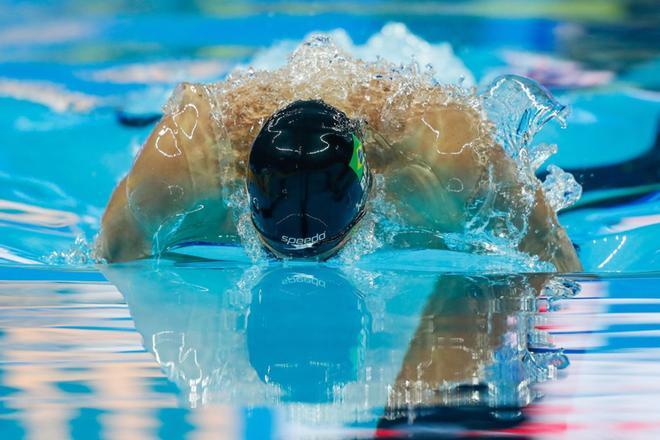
[[7, 263, 657, 438]]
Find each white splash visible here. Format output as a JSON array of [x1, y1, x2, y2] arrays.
[[248, 23, 475, 87]]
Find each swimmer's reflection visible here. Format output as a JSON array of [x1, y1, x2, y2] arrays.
[[380, 274, 571, 435], [247, 267, 369, 402], [103, 263, 571, 432], [102, 263, 370, 406]]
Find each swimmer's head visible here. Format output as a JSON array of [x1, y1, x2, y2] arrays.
[[247, 99, 371, 259]]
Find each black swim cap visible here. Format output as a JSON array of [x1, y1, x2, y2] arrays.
[[247, 100, 371, 259]]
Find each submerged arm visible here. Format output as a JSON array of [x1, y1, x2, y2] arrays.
[[96, 83, 235, 262]]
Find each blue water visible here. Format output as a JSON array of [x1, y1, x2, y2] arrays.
[[1, 1, 659, 438]]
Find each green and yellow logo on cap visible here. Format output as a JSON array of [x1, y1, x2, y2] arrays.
[[349, 134, 366, 180]]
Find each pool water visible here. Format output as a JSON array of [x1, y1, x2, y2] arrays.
[[2, 266, 660, 438], [1, 1, 659, 438]]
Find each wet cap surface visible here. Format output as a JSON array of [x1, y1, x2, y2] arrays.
[[247, 100, 370, 258]]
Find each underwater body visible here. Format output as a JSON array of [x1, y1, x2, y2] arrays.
[[1, 1, 660, 439]]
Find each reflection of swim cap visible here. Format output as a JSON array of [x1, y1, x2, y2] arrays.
[[247, 100, 371, 259], [247, 267, 368, 403]]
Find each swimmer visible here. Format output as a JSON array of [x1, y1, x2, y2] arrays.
[[96, 44, 582, 272]]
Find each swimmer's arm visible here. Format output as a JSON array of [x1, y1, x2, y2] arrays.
[[485, 147, 582, 272], [389, 274, 549, 407], [388, 104, 582, 272], [96, 83, 234, 262], [97, 177, 150, 261]]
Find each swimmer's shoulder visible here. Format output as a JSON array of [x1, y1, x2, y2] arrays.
[[166, 82, 216, 111]]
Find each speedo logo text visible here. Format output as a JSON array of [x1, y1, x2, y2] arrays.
[[281, 231, 326, 247]]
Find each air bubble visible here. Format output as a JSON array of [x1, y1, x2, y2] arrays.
[[446, 178, 464, 193]]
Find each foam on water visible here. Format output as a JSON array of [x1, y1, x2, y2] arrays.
[[45, 234, 97, 265], [248, 23, 475, 87]]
